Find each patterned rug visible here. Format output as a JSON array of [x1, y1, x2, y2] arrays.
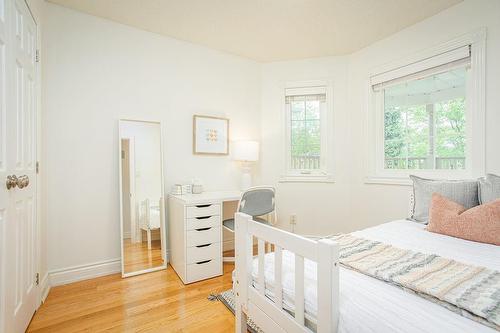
[[217, 289, 263, 333]]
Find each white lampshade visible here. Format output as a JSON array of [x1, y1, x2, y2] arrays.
[[232, 140, 259, 162]]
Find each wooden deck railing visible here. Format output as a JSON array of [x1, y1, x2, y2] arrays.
[[385, 157, 465, 169], [291, 155, 320, 169]]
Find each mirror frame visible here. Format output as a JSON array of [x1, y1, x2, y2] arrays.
[[118, 118, 167, 278]]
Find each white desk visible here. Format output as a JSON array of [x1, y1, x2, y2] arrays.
[[168, 190, 241, 284]]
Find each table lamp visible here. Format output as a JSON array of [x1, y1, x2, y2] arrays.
[[232, 140, 259, 190]]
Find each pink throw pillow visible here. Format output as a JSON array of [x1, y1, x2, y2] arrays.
[[427, 193, 500, 246]]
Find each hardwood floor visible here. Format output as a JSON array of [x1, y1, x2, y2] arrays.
[[28, 263, 236, 333], [123, 238, 164, 274]]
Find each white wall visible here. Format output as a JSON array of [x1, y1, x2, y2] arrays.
[[260, 0, 500, 234], [42, 3, 261, 272], [260, 57, 352, 235], [42, 0, 499, 278], [347, 0, 500, 229]]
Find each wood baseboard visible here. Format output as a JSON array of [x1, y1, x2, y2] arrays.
[[40, 272, 51, 303], [49, 258, 121, 287], [47, 251, 170, 288]]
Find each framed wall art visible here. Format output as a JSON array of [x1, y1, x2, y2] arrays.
[[193, 115, 229, 155]]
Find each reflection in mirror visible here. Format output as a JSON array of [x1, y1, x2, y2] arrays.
[[119, 120, 166, 276]]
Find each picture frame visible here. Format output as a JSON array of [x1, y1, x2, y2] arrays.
[[193, 115, 229, 155]]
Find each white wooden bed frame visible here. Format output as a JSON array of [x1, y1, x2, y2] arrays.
[[234, 212, 340, 333]]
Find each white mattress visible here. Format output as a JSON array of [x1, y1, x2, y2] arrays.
[[251, 220, 500, 333]]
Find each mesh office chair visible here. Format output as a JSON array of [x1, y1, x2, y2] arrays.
[[223, 186, 276, 264], [222, 186, 276, 232]]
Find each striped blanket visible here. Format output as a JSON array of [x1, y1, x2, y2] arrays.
[[330, 234, 500, 330]]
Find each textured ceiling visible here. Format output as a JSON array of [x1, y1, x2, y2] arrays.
[[47, 0, 463, 62]]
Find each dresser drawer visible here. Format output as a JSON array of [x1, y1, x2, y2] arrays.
[[186, 215, 220, 230], [186, 204, 220, 218], [186, 258, 222, 283], [186, 227, 220, 247], [186, 242, 221, 264]]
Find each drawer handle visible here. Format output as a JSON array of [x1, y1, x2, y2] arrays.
[[195, 227, 212, 231], [196, 260, 212, 265], [196, 216, 211, 220], [196, 243, 212, 248], [195, 204, 211, 208]]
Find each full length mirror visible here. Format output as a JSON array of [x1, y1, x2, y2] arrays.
[[119, 119, 166, 277]]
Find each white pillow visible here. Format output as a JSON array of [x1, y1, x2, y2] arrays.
[[409, 175, 479, 223]]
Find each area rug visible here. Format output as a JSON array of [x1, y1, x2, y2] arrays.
[[217, 289, 263, 333]]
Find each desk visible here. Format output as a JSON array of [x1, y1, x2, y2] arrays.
[[168, 190, 241, 284]]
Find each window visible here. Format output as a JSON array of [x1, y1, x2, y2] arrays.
[[289, 94, 323, 170], [382, 66, 467, 171], [282, 82, 334, 182], [367, 30, 486, 184]]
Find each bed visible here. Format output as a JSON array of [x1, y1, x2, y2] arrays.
[[233, 213, 500, 333]]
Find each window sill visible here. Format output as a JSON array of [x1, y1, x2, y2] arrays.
[[364, 169, 476, 186], [364, 176, 413, 186], [279, 174, 335, 183]]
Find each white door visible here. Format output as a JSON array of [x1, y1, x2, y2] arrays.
[[0, 0, 38, 331], [0, 0, 8, 329], [126, 137, 138, 243], [121, 139, 131, 240]]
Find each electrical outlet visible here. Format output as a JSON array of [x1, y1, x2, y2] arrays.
[[290, 214, 297, 225]]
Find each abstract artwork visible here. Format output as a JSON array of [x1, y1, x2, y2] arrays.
[[193, 115, 229, 155]]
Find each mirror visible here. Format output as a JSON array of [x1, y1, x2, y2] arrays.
[[119, 119, 166, 277]]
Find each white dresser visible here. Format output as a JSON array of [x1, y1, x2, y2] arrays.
[[168, 191, 241, 284]]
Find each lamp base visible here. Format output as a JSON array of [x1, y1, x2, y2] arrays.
[[240, 164, 252, 191]]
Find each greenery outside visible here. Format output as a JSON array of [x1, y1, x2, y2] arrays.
[[290, 96, 322, 169], [384, 97, 466, 169]]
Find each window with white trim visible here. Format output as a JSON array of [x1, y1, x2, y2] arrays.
[[367, 33, 486, 183], [282, 83, 334, 182]]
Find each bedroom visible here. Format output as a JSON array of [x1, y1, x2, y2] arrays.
[[0, 0, 498, 332]]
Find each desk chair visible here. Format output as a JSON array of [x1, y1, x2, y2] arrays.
[[223, 186, 276, 261]]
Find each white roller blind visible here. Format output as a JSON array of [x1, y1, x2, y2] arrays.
[[285, 86, 326, 96], [371, 45, 471, 91], [285, 94, 326, 104]]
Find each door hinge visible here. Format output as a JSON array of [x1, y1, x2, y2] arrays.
[[36, 161, 39, 174], [35, 49, 40, 63], [35, 273, 39, 286]]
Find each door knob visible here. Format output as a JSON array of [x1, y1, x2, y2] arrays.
[[17, 175, 29, 189], [6, 175, 18, 190]]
